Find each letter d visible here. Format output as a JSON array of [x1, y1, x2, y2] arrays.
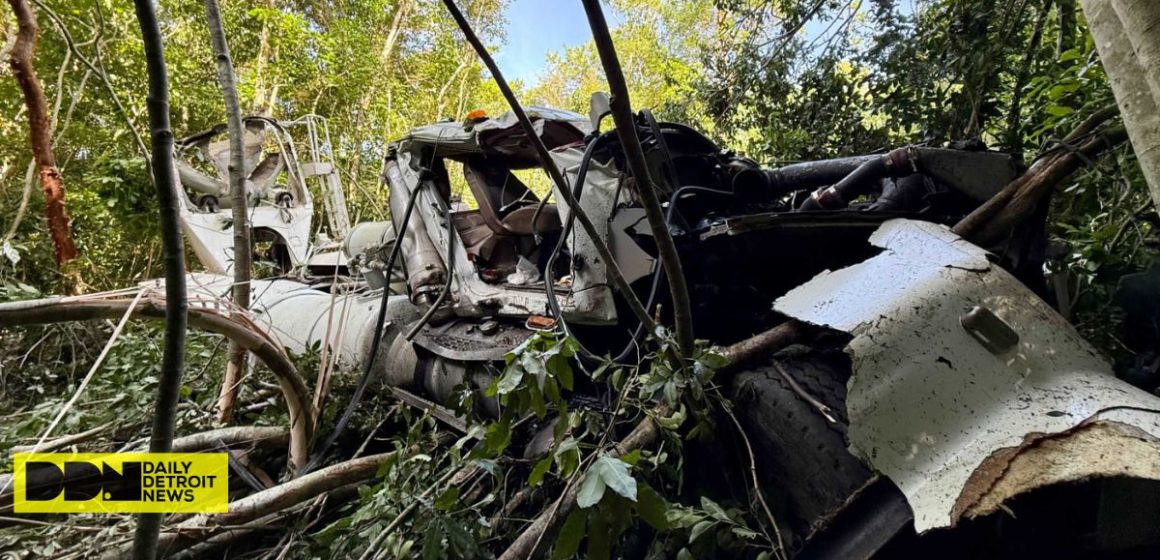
[[23, 462, 65, 501]]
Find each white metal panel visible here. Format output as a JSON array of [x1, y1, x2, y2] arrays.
[[775, 219, 1160, 532]]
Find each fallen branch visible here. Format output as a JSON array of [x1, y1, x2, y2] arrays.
[[10, 422, 111, 453], [169, 481, 364, 560], [107, 452, 395, 559], [137, 425, 287, 453], [955, 121, 1127, 245], [498, 321, 804, 560], [0, 296, 313, 472]]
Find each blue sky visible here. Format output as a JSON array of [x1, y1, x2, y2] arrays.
[[494, 0, 600, 85]]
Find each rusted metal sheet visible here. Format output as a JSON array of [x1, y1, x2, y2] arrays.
[[774, 219, 1160, 532]]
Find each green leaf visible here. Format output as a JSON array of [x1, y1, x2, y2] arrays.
[[590, 360, 612, 381], [483, 421, 512, 456], [521, 351, 548, 389], [663, 382, 679, 405], [576, 468, 608, 509], [700, 496, 730, 522], [696, 350, 728, 369], [528, 383, 547, 418], [619, 449, 642, 466], [689, 519, 716, 543], [550, 354, 574, 390], [637, 484, 669, 530], [656, 404, 686, 430], [555, 438, 581, 477], [434, 487, 459, 511], [421, 522, 444, 560], [494, 366, 525, 395], [444, 521, 474, 554], [593, 455, 637, 502], [552, 508, 586, 560], [529, 456, 553, 486], [587, 509, 611, 560], [732, 526, 761, 540]]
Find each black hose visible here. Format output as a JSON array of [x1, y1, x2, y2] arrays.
[[302, 170, 423, 473], [797, 156, 890, 211], [131, 0, 185, 557], [796, 148, 914, 211]]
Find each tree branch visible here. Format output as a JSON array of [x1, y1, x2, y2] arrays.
[[0, 296, 313, 471], [202, 0, 253, 426], [498, 321, 804, 560], [6, 0, 77, 265], [581, 0, 696, 357]]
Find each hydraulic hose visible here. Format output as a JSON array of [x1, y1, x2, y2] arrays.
[[797, 147, 914, 211]]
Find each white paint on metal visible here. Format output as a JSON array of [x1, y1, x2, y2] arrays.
[[390, 112, 618, 324], [775, 219, 1160, 532], [173, 273, 393, 369]]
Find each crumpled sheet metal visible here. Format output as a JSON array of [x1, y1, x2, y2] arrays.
[[774, 219, 1160, 532]]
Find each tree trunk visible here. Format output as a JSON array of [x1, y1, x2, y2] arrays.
[[1112, 0, 1160, 107], [131, 0, 187, 555], [6, 0, 77, 265], [203, 0, 252, 426], [1083, 0, 1160, 213]]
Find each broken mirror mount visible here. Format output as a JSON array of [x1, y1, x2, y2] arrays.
[[960, 305, 1019, 354]]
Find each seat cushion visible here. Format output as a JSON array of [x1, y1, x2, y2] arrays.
[[500, 204, 562, 236]]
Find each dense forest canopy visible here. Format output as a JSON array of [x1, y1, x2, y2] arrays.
[[2, 0, 1160, 558]]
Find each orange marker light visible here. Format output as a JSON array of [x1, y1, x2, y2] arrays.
[[465, 109, 488, 121]]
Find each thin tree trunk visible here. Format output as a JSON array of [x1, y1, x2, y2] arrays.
[[6, 0, 77, 265], [203, 0, 252, 426], [1084, 0, 1160, 213], [251, 0, 273, 115], [582, 0, 696, 356], [130, 0, 186, 555], [1006, 0, 1051, 158], [348, 0, 411, 186]]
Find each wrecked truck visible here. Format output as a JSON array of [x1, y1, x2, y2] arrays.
[[169, 103, 1160, 558]]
